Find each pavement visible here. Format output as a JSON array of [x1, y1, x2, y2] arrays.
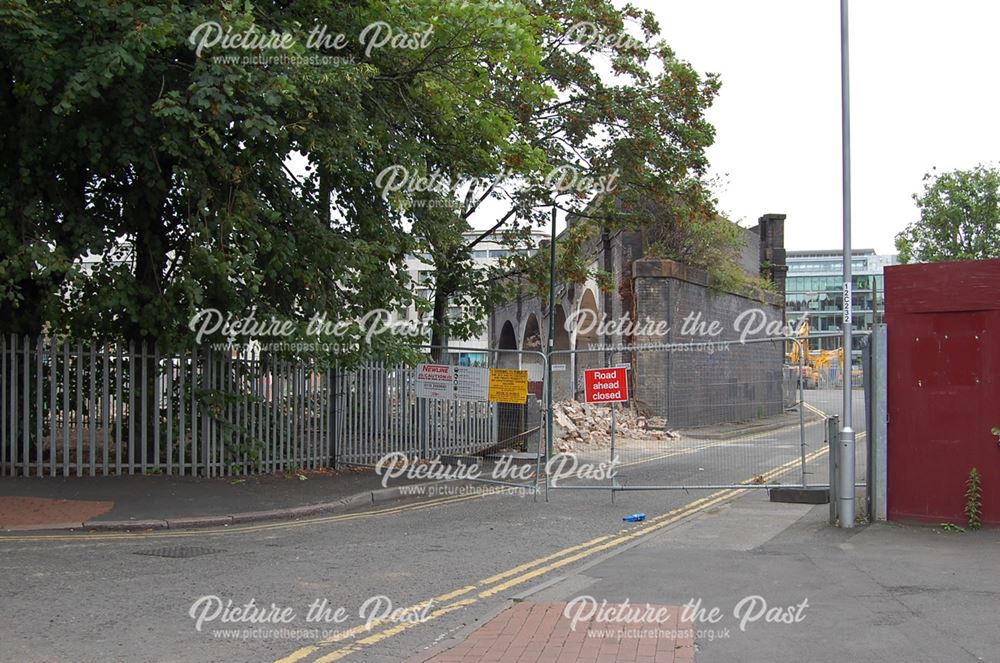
[[407, 601, 695, 663], [422, 491, 1000, 663], [0, 468, 446, 531], [678, 407, 821, 440]]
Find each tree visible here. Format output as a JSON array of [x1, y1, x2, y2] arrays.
[[896, 165, 1000, 264], [396, 0, 720, 352], [0, 0, 544, 363]]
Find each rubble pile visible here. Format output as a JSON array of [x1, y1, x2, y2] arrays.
[[552, 401, 679, 452]]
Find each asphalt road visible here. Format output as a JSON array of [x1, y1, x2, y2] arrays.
[[0, 389, 867, 662]]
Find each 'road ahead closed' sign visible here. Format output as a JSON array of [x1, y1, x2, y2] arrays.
[[583, 367, 629, 403]]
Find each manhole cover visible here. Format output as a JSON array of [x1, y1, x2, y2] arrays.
[[134, 546, 224, 559]]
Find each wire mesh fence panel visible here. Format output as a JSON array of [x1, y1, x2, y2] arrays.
[[547, 347, 628, 489], [549, 338, 827, 491], [797, 330, 873, 493], [334, 347, 544, 493]]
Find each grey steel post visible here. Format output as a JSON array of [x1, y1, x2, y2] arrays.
[[828, 415, 840, 525], [863, 337, 873, 519], [334, 364, 340, 470], [872, 324, 888, 520], [546, 207, 556, 461], [839, 0, 856, 528], [610, 405, 616, 503], [797, 339, 807, 487]]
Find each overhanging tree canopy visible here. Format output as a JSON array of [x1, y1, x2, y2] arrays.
[[0, 0, 544, 360]]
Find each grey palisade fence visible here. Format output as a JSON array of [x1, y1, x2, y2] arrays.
[[0, 335, 334, 477]]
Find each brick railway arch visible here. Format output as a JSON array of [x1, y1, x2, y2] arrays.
[[520, 313, 544, 382], [571, 286, 603, 400], [521, 313, 542, 352], [497, 320, 518, 368], [574, 287, 601, 350], [551, 303, 573, 400], [552, 304, 570, 352]]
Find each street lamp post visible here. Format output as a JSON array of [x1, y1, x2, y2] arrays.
[[839, 0, 856, 528], [546, 207, 556, 462]]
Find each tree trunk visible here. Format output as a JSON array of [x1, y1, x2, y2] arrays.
[[430, 285, 449, 363], [128, 162, 173, 468]]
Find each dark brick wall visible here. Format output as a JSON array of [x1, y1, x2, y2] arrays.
[[740, 227, 761, 275], [757, 213, 787, 296], [631, 259, 785, 428]]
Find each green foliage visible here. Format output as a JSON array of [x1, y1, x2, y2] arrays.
[[1, 0, 725, 361], [0, 0, 543, 364], [517, 215, 606, 301], [965, 467, 982, 530], [412, 0, 721, 343], [644, 209, 776, 298], [896, 165, 1000, 264]]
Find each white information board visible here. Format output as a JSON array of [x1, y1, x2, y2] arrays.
[[414, 364, 489, 402]]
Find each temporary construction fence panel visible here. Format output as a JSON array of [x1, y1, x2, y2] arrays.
[[547, 337, 829, 491], [334, 348, 546, 493], [334, 361, 494, 466]]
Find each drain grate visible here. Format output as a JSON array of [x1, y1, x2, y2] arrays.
[[134, 545, 225, 559]]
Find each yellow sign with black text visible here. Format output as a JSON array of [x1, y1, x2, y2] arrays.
[[488, 368, 529, 404]]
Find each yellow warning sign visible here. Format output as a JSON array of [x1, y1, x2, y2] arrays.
[[488, 368, 529, 404]]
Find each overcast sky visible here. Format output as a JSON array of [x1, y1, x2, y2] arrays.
[[641, 0, 1000, 255]]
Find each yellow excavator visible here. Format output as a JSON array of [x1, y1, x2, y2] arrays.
[[785, 319, 847, 389]]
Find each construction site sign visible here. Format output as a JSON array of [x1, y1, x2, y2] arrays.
[[488, 368, 529, 404], [453, 366, 490, 401], [583, 367, 629, 403], [414, 364, 454, 400], [414, 364, 489, 402]]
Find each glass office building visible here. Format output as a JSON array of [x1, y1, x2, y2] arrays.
[[785, 249, 899, 350]]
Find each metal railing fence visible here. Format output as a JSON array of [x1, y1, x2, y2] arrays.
[[0, 335, 331, 477]]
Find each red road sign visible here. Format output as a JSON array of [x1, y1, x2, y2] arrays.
[[583, 367, 629, 403]]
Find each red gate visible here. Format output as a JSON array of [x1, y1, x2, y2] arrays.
[[885, 259, 1000, 525]]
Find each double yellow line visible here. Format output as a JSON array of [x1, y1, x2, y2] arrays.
[[276, 445, 830, 663]]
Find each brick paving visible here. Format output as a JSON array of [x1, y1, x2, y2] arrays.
[[411, 601, 694, 663], [0, 496, 113, 528]]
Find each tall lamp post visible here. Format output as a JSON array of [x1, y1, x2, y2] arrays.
[[546, 207, 557, 461], [839, 0, 856, 528]]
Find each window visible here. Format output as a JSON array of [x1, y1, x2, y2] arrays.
[[489, 250, 510, 258]]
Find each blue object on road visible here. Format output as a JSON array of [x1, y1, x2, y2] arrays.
[[623, 513, 646, 522]]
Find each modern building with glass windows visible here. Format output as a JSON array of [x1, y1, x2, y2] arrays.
[[785, 249, 899, 350]]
